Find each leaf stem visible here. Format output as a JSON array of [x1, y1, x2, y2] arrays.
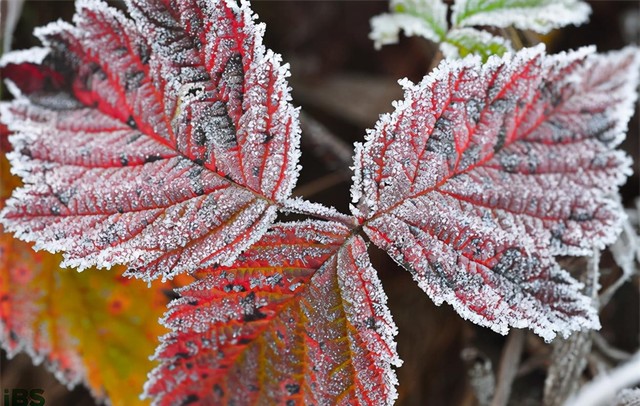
[[505, 27, 523, 50], [299, 112, 354, 172], [281, 197, 357, 228]]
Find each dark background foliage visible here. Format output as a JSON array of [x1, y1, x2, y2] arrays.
[[1, 1, 638, 405]]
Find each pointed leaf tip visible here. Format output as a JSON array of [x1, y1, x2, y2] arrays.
[[0, 0, 301, 280], [352, 45, 639, 339]]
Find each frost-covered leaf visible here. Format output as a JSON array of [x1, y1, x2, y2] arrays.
[[442, 28, 512, 61], [0, 132, 170, 405], [370, 0, 448, 49], [616, 389, 640, 406], [0, 0, 300, 281], [451, 0, 591, 34], [352, 45, 640, 341], [146, 221, 401, 405]]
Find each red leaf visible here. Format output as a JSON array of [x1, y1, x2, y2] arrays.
[[1, 128, 177, 405], [352, 46, 640, 340], [1, 55, 66, 96], [0, 0, 300, 280], [146, 221, 401, 405]]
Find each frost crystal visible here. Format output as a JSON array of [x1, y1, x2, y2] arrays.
[[440, 28, 513, 61], [2, 0, 640, 403], [352, 45, 640, 340], [452, 0, 591, 34], [370, 0, 592, 60], [146, 221, 401, 405], [370, 0, 448, 49], [0, 0, 301, 280]]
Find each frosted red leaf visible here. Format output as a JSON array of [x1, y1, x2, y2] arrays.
[[1, 124, 175, 405], [352, 45, 640, 340], [0, 0, 300, 280], [146, 221, 401, 405]]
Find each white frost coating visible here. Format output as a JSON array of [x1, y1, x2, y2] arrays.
[[616, 389, 640, 406], [0, 273, 93, 398], [283, 197, 355, 226], [566, 353, 640, 406], [353, 44, 639, 340], [353, 44, 544, 215], [441, 27, 513, 60], [0, 48, 50, 98], [0, 46, 49, 67], [146, 221, 402, 404], [451, 0, 591, 34], [349, 141, 365, 208], [33, 19, 78, 48], [335, 236, 402, 404], [1, 0, 305, 281], [369, 0, 448, 49], [578, 47, 640, 149], [3, 80, 25, 100], [0, 99, 281, 280]]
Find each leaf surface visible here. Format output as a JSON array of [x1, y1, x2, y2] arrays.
[[442, 28, 512, 61], [146, 221, 401, 405], [351, 45, 640, 340], [369, 0, 448, 49], [0, 0, 300, 280], [0, 127, 171, 405], [451, 0, 591, 33]]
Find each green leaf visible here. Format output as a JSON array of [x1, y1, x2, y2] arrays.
[[442, 28, 513, 61], [451, 0, 591, 33], [370, 0, 448, 49]]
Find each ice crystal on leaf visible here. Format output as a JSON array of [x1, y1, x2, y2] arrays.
[[370, 0, 449, 50], [0, 125, 171, 405], [440, 28, 513, 61], [146, 221, 401, 405], [370, 0, 591, 60], [352, 45, 640, 341], [0, 0, 300, 281], [452, 0, 591, 34], [1, 0, 640, 403]]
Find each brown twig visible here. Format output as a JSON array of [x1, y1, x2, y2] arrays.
[[592, 333, 633, 363], [428, 49, 444, 72], [543, 252, 601, 406], [505, 27, 524, 50], [292, 171, 350, 198], [490, 329, 526, 406], [299, 111, 353, 173]]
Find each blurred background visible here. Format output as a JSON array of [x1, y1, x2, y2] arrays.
[[1, 1, 639, 405]]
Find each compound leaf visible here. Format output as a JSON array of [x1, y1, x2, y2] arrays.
[[351, 45, 640, 341], [452, 0, 591, 34], [146, 221, 401, 405], [0, 0, 300, 281]]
